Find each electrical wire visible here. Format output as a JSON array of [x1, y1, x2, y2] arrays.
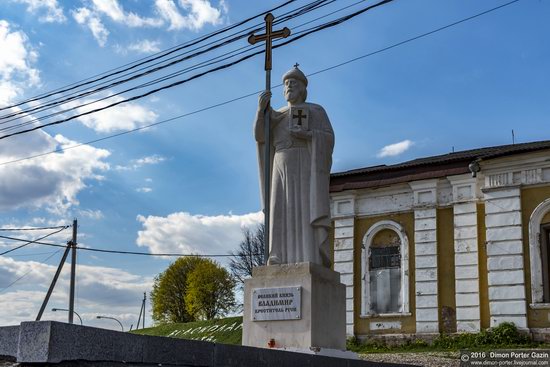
[[0, 0, 397, 141], [0, 249, 63, 294], [0, 234, 260, 257], [0, 226, 70, 256], [0, 0, 331, 122], [8, 251, 59, 257], [0, 0, 299, 113], [0, 225, 71, 231], [0, 0, 521, 165], [0, 1, 333, 136], [0, 0, 336, 140], [0, 0, 341, 135]]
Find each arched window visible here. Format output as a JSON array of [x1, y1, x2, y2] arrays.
[[529, 198, 550, 304], [361, 220, 410, 316]]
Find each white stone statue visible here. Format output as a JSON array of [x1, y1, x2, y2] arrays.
[[254, 66, 334, 268]]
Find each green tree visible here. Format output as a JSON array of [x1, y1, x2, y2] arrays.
[[150, 256, 204, 324], [185, 258, 236, 320]]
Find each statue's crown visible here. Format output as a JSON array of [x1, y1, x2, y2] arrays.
[[282, 65, 308, 87]]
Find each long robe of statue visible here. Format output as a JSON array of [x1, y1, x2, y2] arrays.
[[254, 66, 334, 268]]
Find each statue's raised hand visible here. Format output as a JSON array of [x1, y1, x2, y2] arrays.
[[258, 90, 271, 112]]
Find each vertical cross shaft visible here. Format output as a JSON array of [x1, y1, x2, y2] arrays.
[[248, 13, 290, 265]]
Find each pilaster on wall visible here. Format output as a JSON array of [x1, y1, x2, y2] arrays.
[[332, 194, 356, 336], [409, 180, 439, 334], [483, 187, 527, 329], [448, 174, 481, 332]]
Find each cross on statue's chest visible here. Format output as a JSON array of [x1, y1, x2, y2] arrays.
[[293, 110, 307, 126]]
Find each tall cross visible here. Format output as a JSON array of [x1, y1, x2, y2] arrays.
[[248, 13, 290, 71], [248, 13, 291, 265]]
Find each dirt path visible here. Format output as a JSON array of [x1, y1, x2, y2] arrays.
[[360, 351, 461, 367]]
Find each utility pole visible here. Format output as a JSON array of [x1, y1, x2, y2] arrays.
[[36, 243, 72, 320], [136, 292, 146, 330], [68, 219, 77, 324], [142, 292, 146, 329]]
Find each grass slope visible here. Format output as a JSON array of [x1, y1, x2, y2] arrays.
[[132, 316, 243, 345]]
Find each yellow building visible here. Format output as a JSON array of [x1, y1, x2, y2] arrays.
[[329, 140, 550, 342]]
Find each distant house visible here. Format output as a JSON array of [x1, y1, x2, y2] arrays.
[[329, 140, 550, 342]]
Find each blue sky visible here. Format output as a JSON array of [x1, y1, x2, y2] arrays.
[[0, 0, 548, 330]]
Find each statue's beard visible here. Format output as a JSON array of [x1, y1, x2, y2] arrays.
[[285, 89, 303, 104]]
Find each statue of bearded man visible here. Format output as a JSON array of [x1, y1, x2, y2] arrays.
[[254, 66, 335, 268]]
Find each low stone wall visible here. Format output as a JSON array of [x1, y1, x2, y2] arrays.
[[1, 321, 413, 367], [0, 325, 19, 359]]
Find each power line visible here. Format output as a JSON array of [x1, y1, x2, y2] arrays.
[[8, 251, 59, 257], [0, 234, 257, 257], [0, 0, 521, 165], [0, 225, 71, 231], [0, 249, 63, 294], [0, 0, 299, 113], [308, 0, 522, 78], [0, 0, 334, 136], [0, 0, 331, 123], [0, 0, 391, 140], [0, 226, 70, 256], [0, 0, 343, 137], [0, 0, 338, 140]]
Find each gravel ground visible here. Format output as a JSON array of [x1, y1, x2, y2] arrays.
[[360, 351, 461, 367]]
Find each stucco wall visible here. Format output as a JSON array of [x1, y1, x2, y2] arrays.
[[477, 203, 490, 329], [437, 208, 456, 334]]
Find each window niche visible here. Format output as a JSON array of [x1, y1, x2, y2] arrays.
[[529, 198, 550, 306], [361, 220, 409, 317]]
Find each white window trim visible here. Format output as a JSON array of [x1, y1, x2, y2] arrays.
[[529, 197, 550, 304], [361, 220, 410, 317]]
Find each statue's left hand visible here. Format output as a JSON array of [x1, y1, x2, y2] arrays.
[[290, 127, 312, 140]]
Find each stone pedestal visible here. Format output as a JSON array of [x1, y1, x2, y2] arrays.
[[242, 262, 346, 351]]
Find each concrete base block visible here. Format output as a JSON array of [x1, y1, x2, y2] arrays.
[[242, 262, 346, 350], [16, 321, 213, 365], [0, 321, 414, 366], [0, 325, 19, 358]]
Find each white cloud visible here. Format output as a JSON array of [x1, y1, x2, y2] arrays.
[[91, 0, 163, 27], [67, 94, 158, 133], [77, 209, 104, 220], [135, 155, 165, 166], [11, 0, 66, 23], [0, 256, 153, 329], [115, 154, 166, 171], [0, 133, 110, 214], [377, 139, 414, 158], [155, 0, 224, 31], [74, 0, 224, 45], [72, 7, 109, 47], [136, 187, 152, 193], [0, 20, 40, 106], [115, 39, 161, 55], [0, 21, 110, 216], [73, 0, 163, 46], [136, 211, 263, 255]]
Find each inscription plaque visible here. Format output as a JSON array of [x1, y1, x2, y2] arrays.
[[252, 286, 301, 321]]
